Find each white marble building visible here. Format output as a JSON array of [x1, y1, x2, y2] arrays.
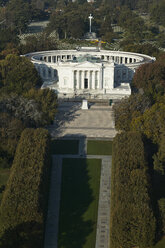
[[25, 47, 155, 99]]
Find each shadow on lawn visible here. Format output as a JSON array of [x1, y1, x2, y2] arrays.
[[58, 158, 95, 248]]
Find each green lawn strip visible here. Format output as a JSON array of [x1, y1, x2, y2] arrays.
[[51, 139, 79, 155], [87, 140, 112, 155], [0, 168, 10, 202], [58, 158, 101, 248], [152, 237, 165, 248]]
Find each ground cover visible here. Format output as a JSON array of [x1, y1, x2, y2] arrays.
[[87, 140, 112, 155], [58, 158, 101, 248], [153, 238, 165, 248], [0, 168, 10, 202], [51, 139, 79, 155]]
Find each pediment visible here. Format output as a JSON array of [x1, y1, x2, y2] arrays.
[[73, 61, 101, 69]]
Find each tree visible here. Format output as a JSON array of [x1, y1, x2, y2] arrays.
[[0, 28, 18, 52], [122, 43, 160, 58], [46, 10, 68, 39], [0, 112, 24, 157], [19, 32, 58, 54], [24, 88, 58, 125], [133, 55, 165, 100], [131, 101, 165, 144], [0, 94, 44, 127], [150, 1, 165, 27], [67, 14, 85, 38], [0, 54, 42, 94], [113, 93, 151, 131], [6, 0, 32, 35]]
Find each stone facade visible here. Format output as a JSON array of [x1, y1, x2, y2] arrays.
[[25, 47, 155, 99]]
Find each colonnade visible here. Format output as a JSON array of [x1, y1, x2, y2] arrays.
[[115, 68, 133, 82], [73, 70, 100, 90], [37, 66, 58, 80], [38, 54, 138, 65]]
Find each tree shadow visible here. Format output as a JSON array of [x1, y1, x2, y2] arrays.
[[48, 102, 81, 137], [0, 221, 44, 248], [58, 158, 97, 248]]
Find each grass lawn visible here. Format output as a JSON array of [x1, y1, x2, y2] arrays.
[[51, 139, 79, 155], [58, 158, 101, 248], [87, 140, 112, 155], [0, 168, 10, 202], [152, 237, 165, 248]]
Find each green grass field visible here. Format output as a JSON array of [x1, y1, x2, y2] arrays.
[[0, 168, 10, 202], [51, 139, 79, 155], [87, 140, 112, 155], [58, 158, 101, 248]]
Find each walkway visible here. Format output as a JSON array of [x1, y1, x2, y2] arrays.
[[95, 156, 111, 248]]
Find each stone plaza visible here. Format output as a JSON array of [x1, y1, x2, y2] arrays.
[[48, 101, 117, 138]]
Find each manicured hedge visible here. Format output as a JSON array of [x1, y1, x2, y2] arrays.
[[0, 128, 51, 248], [110, 132, 156, 248]]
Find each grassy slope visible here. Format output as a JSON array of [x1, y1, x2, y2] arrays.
[[87, 140, 112, 155], [153, 237, 165, 248], [58, 158, 101, 248]]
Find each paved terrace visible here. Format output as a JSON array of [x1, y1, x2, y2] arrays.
[[48, 102, 117, 138]]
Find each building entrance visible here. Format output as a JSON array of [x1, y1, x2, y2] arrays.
[[84, 78, 88, 89]]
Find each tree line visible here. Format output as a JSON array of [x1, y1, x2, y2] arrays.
[[110, 132, 156, 248], [0, 128, 51, 248], [112, 51, 165, 246]]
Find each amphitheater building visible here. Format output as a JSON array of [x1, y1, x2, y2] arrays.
[[26, 47, 155, 99]]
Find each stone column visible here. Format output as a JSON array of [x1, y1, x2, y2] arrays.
[[79, 71, 81, 89], [51, 68, 54, 79], [42, 68, 45, 79], [84, 71, 88, 89], [126, 68, 129, 81], [89, 71, 91, 89], [82, 71, 85, 89], [120, 69, 122, 81], [92, 71, 95, 89], [76, 70, 79, 89], [40, 67, 43, 78], [45, 68, 48, 79], [99, 70, 102, 90]]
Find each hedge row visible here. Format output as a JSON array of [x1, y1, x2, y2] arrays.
[[110, 132, 156, 248], [0, 128, 51, 248]]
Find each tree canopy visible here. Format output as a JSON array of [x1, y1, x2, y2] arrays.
[[0, 128, 51, 248], [0, 54, 42, 94], [110, 132, 156, 248]]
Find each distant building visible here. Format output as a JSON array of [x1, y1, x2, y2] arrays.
[[25, 47, 155, 99]]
